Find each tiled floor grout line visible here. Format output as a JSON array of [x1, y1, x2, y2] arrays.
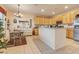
[[26, 37, 33, 54], [28, 36, 41, 54], [26, 36, 35, 54]]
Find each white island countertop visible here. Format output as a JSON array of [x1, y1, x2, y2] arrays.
[[39, 27, 66, 50]]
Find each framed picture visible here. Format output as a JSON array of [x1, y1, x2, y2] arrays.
[[13, 19, 17, 23], [29, 19, 32, 28]]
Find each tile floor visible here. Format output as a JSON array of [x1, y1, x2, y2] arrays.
[[54, 39, 79, 54], [1, 36, 79, 54], [4, 36, 41, 54], [33, 36, 79, 54]]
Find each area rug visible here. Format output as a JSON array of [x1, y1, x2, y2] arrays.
[[7, 37, 27, 48]]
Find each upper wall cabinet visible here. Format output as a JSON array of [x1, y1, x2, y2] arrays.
[[34, 16, 39, 24], [52, 15, 63, 24], [63, 13, 69, 24], [62, 12, 74, 24], [34, 16, 51, 25], [39, 17, 44, 25], [62, 10, 79, 24], [44, 17, 50, 25], [34, 16, 44, 24], [57, 15, 63, 21], [34, 9, 79, 25], [52, 16, 58, 24], [69, 12, 74, 24]]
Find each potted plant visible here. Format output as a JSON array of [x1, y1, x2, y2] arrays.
[[0, 22, 7, 53]]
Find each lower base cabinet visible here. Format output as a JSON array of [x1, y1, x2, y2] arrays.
[[66, 28, 73, 39]]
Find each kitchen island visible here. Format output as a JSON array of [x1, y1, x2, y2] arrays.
[[39, 27, 66, 50]]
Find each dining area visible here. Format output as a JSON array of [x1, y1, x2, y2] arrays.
[[7, 30, 27, 47]]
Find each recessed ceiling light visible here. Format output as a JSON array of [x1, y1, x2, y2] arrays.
[[65, 6, 68, 9], [41, 9, 45, 12], [52, 12, 55, 15]]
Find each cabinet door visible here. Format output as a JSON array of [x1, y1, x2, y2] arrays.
[[66, 29, 73, 39], [67, 13, 73, 24], [34, 17, 39, 24], [63, 14, 67, 24], [39, 17, 44, 25], [63, 13, 69, 24], [45, 18, 49, 25], [63, 12, 74, 24], [50, 18, 56, 24], [69, 12, 74, 24], [57, 15, 62, 21], [49, 18, 53, 25]]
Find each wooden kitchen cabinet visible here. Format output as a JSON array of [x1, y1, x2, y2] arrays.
[[50, 18, 56, 25], [32, 28, 39, 35], [69, 12, 75, 24], [39, 17, 44, 24], [52, 15, 63, 24], [63, 13, 70, 24], [44, 18, 49, 25], [57, 15, 63, 21], [52, 16, 58, 24], [63, 12, 74, 24], [34, 10, 75, 25], [66, 28, 74, 39], [34, 16, 52, 25], [34, 16, 39, 24]]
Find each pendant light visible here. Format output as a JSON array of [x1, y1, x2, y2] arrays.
[[14, 4, 23, 18]]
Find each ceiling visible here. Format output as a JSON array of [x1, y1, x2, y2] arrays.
[[2, 4, 79, 16]]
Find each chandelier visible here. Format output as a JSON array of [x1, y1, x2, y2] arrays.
[[14, 4, 23, 18]]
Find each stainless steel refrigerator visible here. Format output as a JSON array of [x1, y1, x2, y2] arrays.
[[74, 17, 79, 41]]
